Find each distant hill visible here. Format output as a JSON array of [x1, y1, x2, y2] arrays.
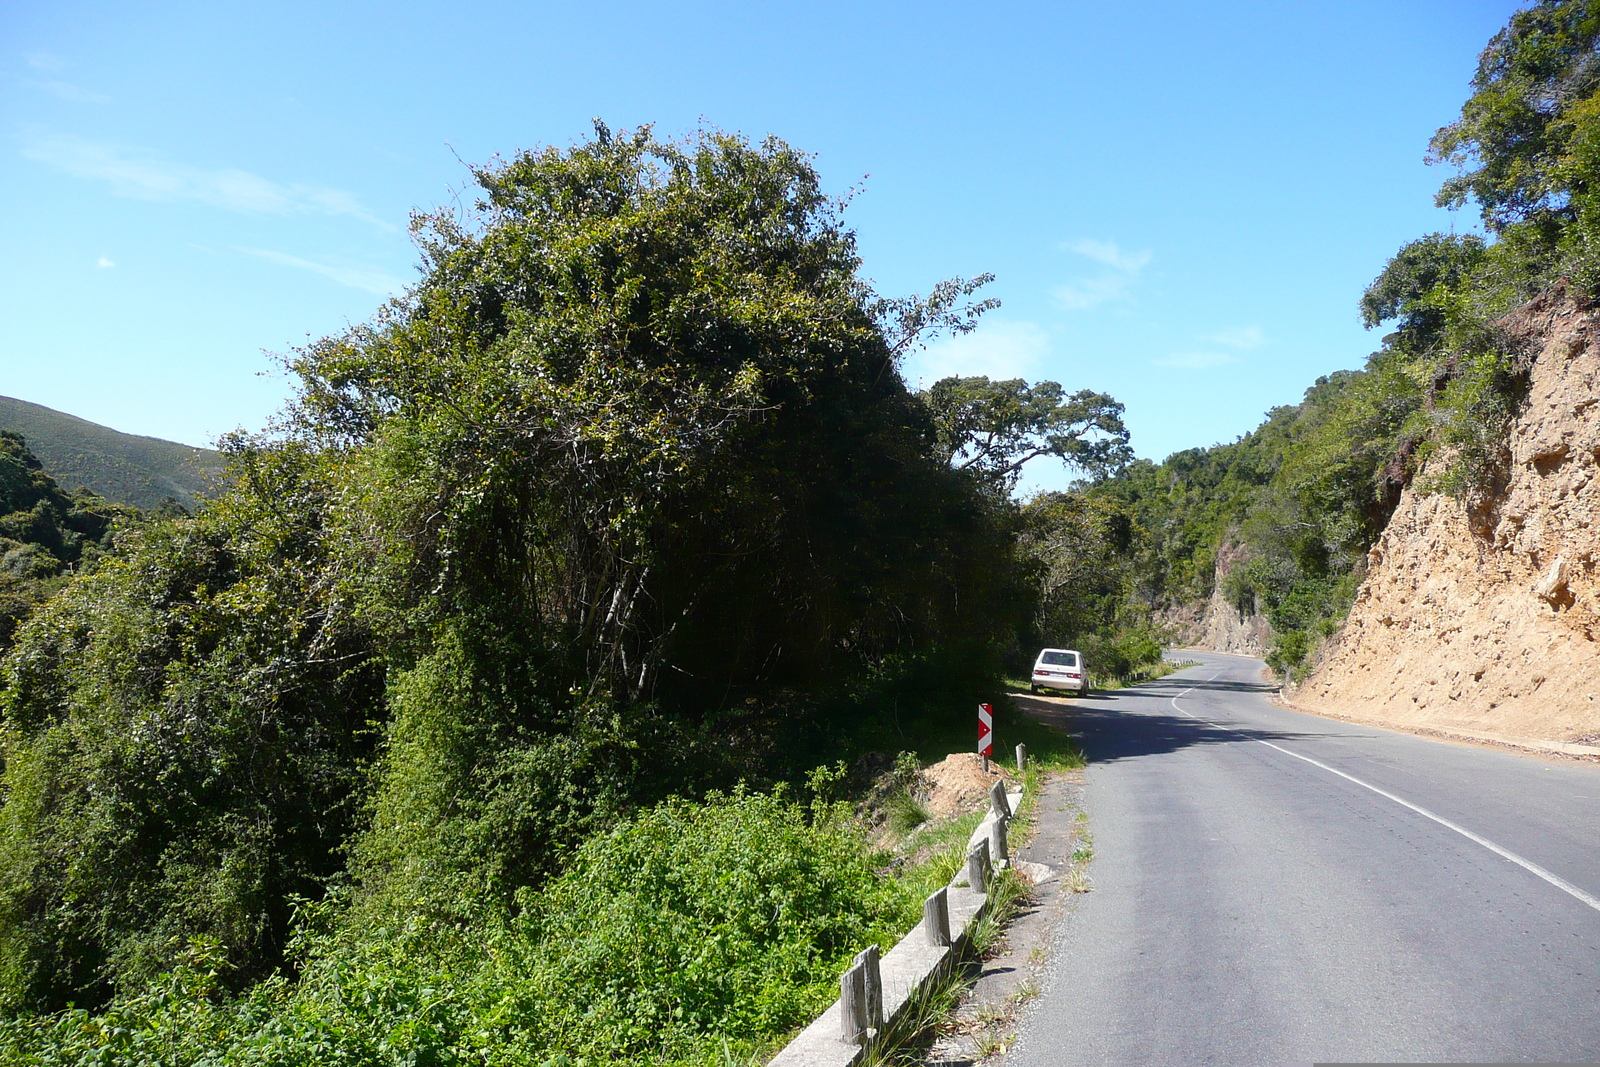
[[0, 396, 226, 511]]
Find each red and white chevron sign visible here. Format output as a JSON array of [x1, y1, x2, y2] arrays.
[[977, 703, 993, 757]]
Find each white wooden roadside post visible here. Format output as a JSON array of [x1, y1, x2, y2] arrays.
[[1016, 742, 1027, 771], [840, 960, 866, 1042], [988, 778, 1011, 819], [978, 702, 993, 773], [855, 945, 883, 1033], [966, 837, 992, 891], [838, 943, 885, 1045], [924, 887, 951, 947]]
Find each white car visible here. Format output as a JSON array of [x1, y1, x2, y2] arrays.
[[1031, 647, 1088, 697]]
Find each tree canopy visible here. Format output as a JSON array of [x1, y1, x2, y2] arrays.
[[921, 376, 1132, 493], [1431, 0, 1600, 232], [1424, 0, 1600, 298], [0, 125, 1033, 1013]]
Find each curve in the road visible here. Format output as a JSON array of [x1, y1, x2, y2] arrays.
[[1169, 671, 1600, 916], [1006, 651, 1600, 1066]]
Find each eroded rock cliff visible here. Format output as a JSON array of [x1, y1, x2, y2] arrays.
[[1165, 539, 1274, 656], [1295, 285, 1600, 743]]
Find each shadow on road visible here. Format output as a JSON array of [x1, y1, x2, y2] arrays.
[[1136, 676, 1281, 697], [1010, 687, 1355, 763]]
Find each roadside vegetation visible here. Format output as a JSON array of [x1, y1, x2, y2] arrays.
[[0, 125, 1101, 1064], [0, 779, 974, 1066]]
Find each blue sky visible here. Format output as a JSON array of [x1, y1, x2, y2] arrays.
[[2, 0, 1518, 491]]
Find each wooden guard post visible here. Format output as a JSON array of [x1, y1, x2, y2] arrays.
[[966, 837, 992, 891], [839, 944, 883, 1044], [988, 778, 1012, 819], [924, 887, 951, 947]]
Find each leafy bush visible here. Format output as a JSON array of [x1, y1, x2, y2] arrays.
[[1078, 627, 1164, 685], [1265, 630, 1313, 680], [0, 788, 918, 1067], [511, 789, 912, 1057], [0, 432, 128, 648], [0, 444, 382, 1010]]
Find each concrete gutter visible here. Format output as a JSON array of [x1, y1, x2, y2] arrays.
[[767, 784, 1025, 1067]]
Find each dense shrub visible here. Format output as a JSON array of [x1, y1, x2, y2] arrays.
[[0, 444, 382, 1009], [0, 788, 916, 1067], [508, 789, 913, 1058], [0, 432, 128, 648]]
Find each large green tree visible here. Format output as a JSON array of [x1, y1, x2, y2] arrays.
[[921, 376, 1131, 494], [319, 127, 1023, 909], [0, 124, 1024, 1009], [1431, 0, 1600, 233], [1426, 0, 1600, 297], [295, 124, 1007, 709]]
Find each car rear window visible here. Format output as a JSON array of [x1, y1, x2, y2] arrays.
[[1040, 651, 1078, 667]]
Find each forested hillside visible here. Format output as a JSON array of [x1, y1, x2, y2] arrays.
[[1089, 0, 1600, 682], [0, 396, 224, 511], [0, 431, 130, 648], [1089, 368, 1397, 677]]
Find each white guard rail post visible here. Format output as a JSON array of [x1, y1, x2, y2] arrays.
[[767, 777, 1024, 1067]]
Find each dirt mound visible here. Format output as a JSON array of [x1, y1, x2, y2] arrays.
[[1297, 283, 1600, 743], [920, 752, 1013, 818]]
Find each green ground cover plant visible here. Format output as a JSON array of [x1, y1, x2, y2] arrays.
[[0, 787, 920, 1066]]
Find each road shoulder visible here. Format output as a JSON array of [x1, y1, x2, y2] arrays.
[[924, 768, 1089, 1064]]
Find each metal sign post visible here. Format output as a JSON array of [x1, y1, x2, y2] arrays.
[[978, 702, 993, 772]]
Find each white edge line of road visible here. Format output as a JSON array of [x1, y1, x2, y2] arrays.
[[1169, 671, 1600, 916]]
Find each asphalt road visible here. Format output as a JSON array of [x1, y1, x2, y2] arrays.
[[1008, 651, 1600, 1067]]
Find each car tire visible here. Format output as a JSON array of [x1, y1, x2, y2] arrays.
[[1030, 684, 1039, 694], [1078, 686, 1089, 698]]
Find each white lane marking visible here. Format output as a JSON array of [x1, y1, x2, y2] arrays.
[[1169, 666, 1600, 916]]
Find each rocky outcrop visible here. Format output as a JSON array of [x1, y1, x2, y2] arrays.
[[1155, 600, 1207, 648], [1296, 285, 1600, 743], [1188, 540, 1273, 655]]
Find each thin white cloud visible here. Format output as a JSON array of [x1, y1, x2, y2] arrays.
[[96, 256, 114, 268], [25, 79, 110, 103], [22, 133, 394, 231], [1153, 351, 1240, 370], [23, 52, 66, 72], [909, 320, 1050, 384], [1054, 274, 1137, 310], [1065, 238, 1152, 274], [236, 247, 407, 295], [1206, 325, 1266, 349], [1053, 238, 1153, 311]]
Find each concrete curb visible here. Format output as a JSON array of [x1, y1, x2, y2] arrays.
[[768, 785, 1025, 1067]]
